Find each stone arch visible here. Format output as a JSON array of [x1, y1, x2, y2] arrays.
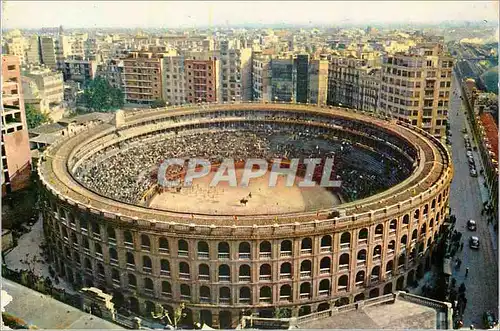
[[354, 293, 365, 302], [383, 282, 393, 294], [369, 288, 379, 298]]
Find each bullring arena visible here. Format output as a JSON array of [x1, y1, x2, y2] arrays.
[[38, 103, 453, 328]]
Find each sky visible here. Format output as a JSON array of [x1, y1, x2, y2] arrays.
[[2, 1, 499, 29]]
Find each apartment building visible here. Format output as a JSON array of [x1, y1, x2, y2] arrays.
[[270, 57, 296, 102], [39, 36, 58, 70], [379, 42, 453, 137], [1, 56, 32, 195], [96, 59, 124, 90], [3, 36, 28, 64], [122, 50, 165, 106], [26, 36, 41, 65], [308, 57, 329, 105], [184, 58, 219, 103], [22, 66, 64, 120], [162, 56, 186, 105], [62, 58, 98, 86], [219, 40, 252, 101], [251, 50, 273, 102], [327, 52, 381, 112]]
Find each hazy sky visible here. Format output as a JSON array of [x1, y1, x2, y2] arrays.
[[2, 1, 499, 29]]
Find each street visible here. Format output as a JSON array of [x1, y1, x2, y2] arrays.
[[447, 74, 499, 327]]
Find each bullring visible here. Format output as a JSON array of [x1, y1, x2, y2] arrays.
[[38, 102, 453, 328]]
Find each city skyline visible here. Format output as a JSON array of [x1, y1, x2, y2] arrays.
[[2, 1, 499, 29]]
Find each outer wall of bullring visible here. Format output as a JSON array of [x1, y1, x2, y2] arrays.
[[38, 103, 453, 329]]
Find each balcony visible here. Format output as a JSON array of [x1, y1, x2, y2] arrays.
[[162, 291, 172, 298], [320, 246, 332, 253], [83, 248, 90, 255], [96, 253, 103, 261], [320, 268, 330, 275], [238, 252, 251, 259], [180, 295, 191, 301], [279, 295, 291, 302], [358, 239, 368, 246], [357, 260, 366, 267], [159, 248, 169, 254], [300, 248, 312, 255], [370, 275, 379, 282], [199, 274, 210, 281], [198, 252, 209, 259], [144, 288, 154, 296], [124, 241, 134, 249], [340, 243, 350, 250], [373, 255, 381, 261], [219, 298, 230, 305], [259, 275, 272, 281], [374, 234, 383, 241], [300, 271, 311, 278], [218, 253, 230, 260], [178, 250, 189, 257], [280, 273, 291, 280], [160, 270, 171, 277], [339, 264, 349, 271], [141, 245, 151, 251], [112, 279, 121, 287], [179, 273, 190, 280], [280, 251, 292, 257], [337, 285, 347, 292], [218, 275, 230, 282], [239, 275, 251, 282], [93, 233, 101, 241], [259, 252, 271, 259], [319, 289, 329, 297], [200, 296, 210, 303], [143, 267, 152, 274], [386, 270, 393, 277], [239, 298, 251, 304], [108, 238, 116, 246], [299, 293, 310, 300], [259, 297, 272, 303]]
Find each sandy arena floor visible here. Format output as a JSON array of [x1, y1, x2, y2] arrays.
[[149, 169, 341, 215]]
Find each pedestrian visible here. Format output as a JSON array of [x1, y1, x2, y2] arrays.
[[465, 267, 469, 277], [460, 242, 464, 251]]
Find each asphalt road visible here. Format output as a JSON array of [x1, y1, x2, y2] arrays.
[[447, 74, 498, 327]]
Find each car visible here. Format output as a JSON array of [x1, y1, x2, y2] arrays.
[[469, 236, 480, 249], [466, 147, 473, 152], [470, 169, 478, 177], [483, 311, 498, 329], [468, 157, 475, 165], [466, 151, 473, 157], [462, 128, 467, 133], [464, 134, 469, 140], [467, 219, 477, 231]]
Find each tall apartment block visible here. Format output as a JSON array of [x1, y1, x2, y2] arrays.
[[219, 40, 252, 102], [122, 50, 165, 106], [251, 50, 272, 102], [379, 42, 453, 137], [184, 58, 219, 103], [1, 56, 32, 195], [39, 36, 58, 70], [26, 36, 41, 65], [327, 53, 381, 112], [162, 56, 186, 105], [270, 57, 296, 102], [308, 57, 329, 105]]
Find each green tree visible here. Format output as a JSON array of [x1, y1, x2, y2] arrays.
[[25, 104, 50, 129], [151, 99, 167, 108], [80, 77, 124, 112], [273, 307, 291, 318]]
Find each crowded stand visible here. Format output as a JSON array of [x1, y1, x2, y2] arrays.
[[73, 121, 414, 206]]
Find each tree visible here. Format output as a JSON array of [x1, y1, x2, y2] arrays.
[[25, 104, 50, 129], [80, 77, 124, 112], [151, 99, 167, 108], [273, 307, 291, 319], [152, 303, 186, 329]]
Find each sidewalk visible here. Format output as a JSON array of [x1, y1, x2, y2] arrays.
[[462, 112, 498, 261]]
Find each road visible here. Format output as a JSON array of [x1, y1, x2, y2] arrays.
[[447, 74, 498, 327]]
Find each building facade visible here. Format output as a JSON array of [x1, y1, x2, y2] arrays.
[[63, 58, 98, 86], [162, 56, 186, 105], [1, 55, 32, 195], [379, 42, 453, 137], [308, 58, 329, 105], [251, 50, 272, 102], [39, 37, 58, 70], [184, 59, 219, 103], [219, 40, 252, 102], [122, 51, 164, 106]]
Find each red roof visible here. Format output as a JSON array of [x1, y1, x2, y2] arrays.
[[479, 113, 499, 163]]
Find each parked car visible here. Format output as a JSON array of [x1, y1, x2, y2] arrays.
[[469, 236, 480, 249], [468, 157, 475, 165], [470, 169, 478, 177], [461, 128, 467, 133], [464, 134, 469, 140], [466, 151, 473, 157], [467, 219, 477, 231], [483, 311, 498, 329]]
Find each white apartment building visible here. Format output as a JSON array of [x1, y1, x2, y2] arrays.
[[162, 56, 186, 105], [308, 58, 329, 105], [251, 50, 273, 102], [219, 40, 252, 101], [379, 42, 454, 137], [22, 66, 64, 107]]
